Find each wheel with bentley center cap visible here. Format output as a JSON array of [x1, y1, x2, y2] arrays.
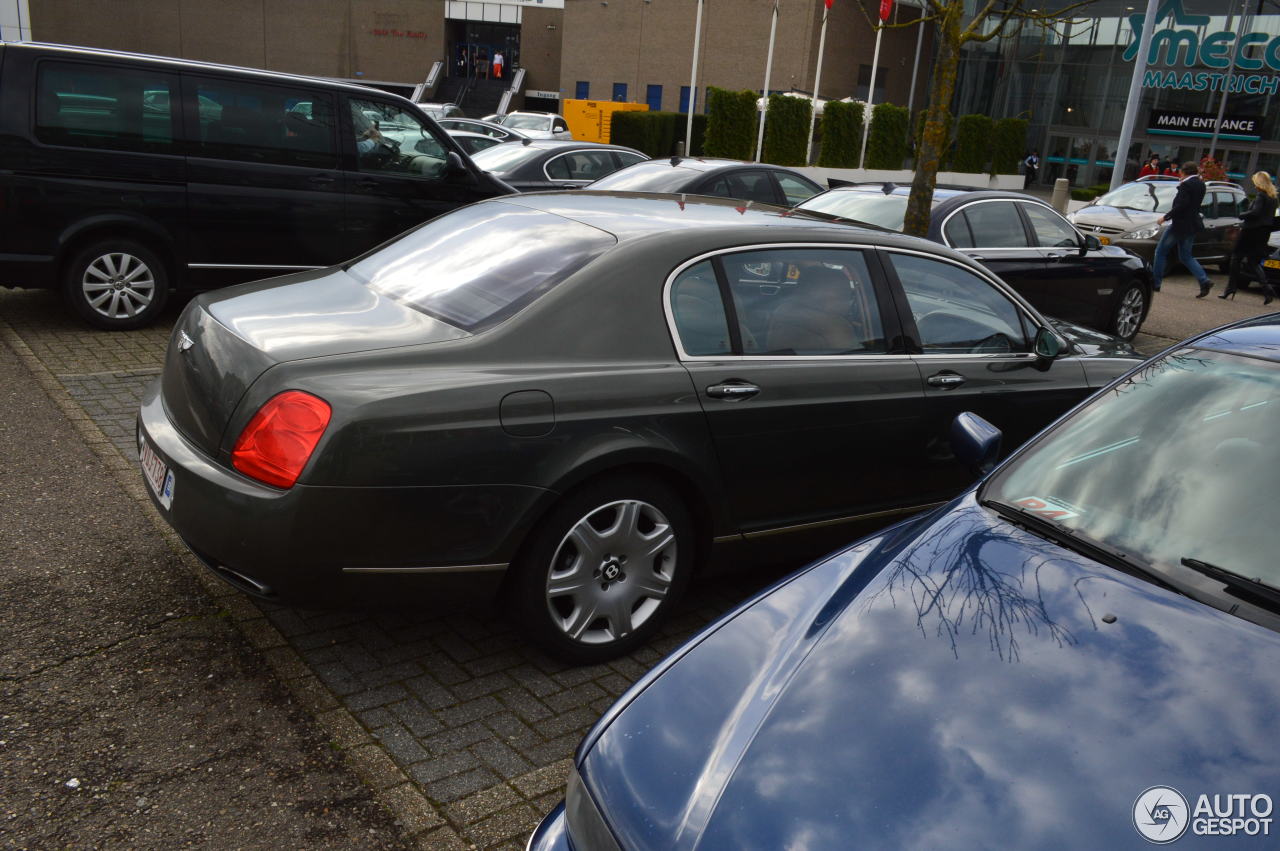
[[509, 476, 692, 664]]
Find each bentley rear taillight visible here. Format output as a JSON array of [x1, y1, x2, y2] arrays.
[[231, 391, 331, 489]]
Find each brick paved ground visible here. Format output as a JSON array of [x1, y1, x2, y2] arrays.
[[0, 288, 782, 849]]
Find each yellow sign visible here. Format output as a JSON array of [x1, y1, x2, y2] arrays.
[[562, 99, 647, 143]]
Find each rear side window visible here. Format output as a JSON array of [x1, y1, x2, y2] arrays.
[[36, 61, 176, 153], [670, 261, 732, 356], [776, 173, 821, 205], [348, 203, 616, 332], [959, 202, 1030, 248], [189, 77, 337, 168]]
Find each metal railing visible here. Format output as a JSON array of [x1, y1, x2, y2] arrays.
[[496, 67, 526, 116]]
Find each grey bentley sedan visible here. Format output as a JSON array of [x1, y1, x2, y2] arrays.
[[138, 192, 1142, 662]]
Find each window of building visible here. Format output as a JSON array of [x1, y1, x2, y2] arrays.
[[612, 83, 628, 103], [646, 84, 663, 112], [679, 86, 698, 114], [36, 61, 176, 153], [855, 65, 887, 102], [575, 81, 590, 100]]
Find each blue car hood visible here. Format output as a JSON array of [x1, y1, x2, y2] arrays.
[[581, 495, 1280, 849]]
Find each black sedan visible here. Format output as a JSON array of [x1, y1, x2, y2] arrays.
[[587, 156, 825, 207], [798, 185, 1154, 340], [468, 140, 647, 191], [137, 193, 1140, 663]]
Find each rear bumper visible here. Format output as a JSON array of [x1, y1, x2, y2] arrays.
[[137, 379, 552, 607]]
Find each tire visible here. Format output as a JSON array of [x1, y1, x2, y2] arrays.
[[508, 476, 693, 664], [1110, 283, 1147, 341], [62, 239, 170, 330]]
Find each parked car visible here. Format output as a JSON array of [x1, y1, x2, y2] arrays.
[[437, 116, 529, 143], [137, 192, 1140, 663], [446, 129, 506, 156], [587, 157, 824, 207], [0, 42, 511, 330], [499, 110, 573, 139], [468, 140, 647, 190], [1068, 176, 1246, 272], [417, 101, 463, 120], [529, 312, 1280, 850], [798, 185, 1154, 340]]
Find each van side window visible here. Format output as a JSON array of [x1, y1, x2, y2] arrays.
[[190, 78, 336, 168], [36, 62, 176, 153], [350, 98, 448, 181]]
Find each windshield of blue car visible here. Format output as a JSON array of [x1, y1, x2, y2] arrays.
[[797, 192, 926, 231], [469, 143, 545, 174], [984, 347, 1280, 586], [347, 203, 616, 332], [1093, 182, 1178, 213]]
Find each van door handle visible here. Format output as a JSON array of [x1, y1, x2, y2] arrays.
[[706, 381, 760, 400], [927, 372, 966, 389], [309, 173, 336, 185], [357, 178, 379, 189]]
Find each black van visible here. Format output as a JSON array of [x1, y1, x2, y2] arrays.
[[0, 42, 513, 329]]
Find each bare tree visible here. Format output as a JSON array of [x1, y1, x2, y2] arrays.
[[857, 0, 1094, 237]]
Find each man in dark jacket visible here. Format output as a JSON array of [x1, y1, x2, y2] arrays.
[[1152, 161, 1213, 297]]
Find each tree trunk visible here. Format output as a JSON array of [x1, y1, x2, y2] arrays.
[[904, 13, 962, 238]]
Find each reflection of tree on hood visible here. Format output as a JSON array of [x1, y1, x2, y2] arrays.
[[868, 511, 1077, 662]]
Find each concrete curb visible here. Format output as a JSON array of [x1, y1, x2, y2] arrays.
[[0, 317, 447, 846]]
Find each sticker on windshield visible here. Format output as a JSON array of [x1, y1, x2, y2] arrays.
[[1014, 496, 1079, 522]]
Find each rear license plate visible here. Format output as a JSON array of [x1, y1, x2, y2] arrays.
[[1265, 259, 1280, 269], [1098, 236, 1111, 245], [139, 437, 175, 510]]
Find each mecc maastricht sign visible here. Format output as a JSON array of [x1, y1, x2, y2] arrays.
[[1123, 0, 1280, 93]]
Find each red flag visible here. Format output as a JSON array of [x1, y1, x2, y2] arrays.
[[879, 0, 892, 19], [824, 0, 833, 8]]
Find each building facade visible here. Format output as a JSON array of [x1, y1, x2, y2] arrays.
[[956, 0, 1280, 186], [20, 0, 929, 126]]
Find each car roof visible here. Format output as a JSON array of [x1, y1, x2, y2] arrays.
[[510, 139, 643, 154], [491, 191, 947, 250], [13, 41, 408, 103], [629, 157, 805, 176], [1190, 313, 1280, 363]]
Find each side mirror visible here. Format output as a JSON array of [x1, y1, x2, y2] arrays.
[[950, 412, 1003, 477], [445, 151, 469, 176], [1082, 234, 1102, 253], [1033, 326, 1065, 360]]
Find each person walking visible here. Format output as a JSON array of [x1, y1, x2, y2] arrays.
[[1152, 161, 1214, 297], [1023, 151, 1039, 188], [1222, 170, 1278, 305], [492, 50, 504, 80]]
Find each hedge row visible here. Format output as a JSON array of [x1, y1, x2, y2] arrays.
[[951, 114, 992, 174], [610, 110, 708, 157], [991, 118, 1028, 175], [703, 87, 758, 159], [761, 94, 812, 166], [818, 101, 863, 167], [866, 103, 909, 169]]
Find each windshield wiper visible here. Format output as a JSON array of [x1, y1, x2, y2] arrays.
[[983, 499, 1183, 593], [1180, 558, 1280, 609]]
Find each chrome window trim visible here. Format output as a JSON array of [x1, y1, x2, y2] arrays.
[[938, 197, 1037, 250], [1015, 199, 1087, 248], [662, 242, 1048, 362], [540, 148, 617, 182]]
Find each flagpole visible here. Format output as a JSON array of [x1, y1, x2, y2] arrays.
[[857, 21, 885, 169], [755, 1, 781, 162], [805, 1, 830, 165], [685, 0, 705, 155]]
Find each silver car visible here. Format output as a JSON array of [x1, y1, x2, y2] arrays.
[[1068, 177, 1246, 272]]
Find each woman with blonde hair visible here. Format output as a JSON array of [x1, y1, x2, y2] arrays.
[[1223, 171, 1278, 304]]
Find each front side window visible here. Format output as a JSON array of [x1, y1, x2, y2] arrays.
[[890, 253, 1029, 354], [960, 202, 1030, 248], [669, 261, 732, 356], [36, 61, 175, 153], [350, 98, 446, 179], [191, 78, 336, 167], [1022, 203, 1081, 248], [347, 202, 616, 332], [986, 348, 1280, 585], [719, 249, 886, 355]]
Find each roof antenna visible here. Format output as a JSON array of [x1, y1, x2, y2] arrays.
[[670, 155, 681, 166], [881, 182, 895, 195]]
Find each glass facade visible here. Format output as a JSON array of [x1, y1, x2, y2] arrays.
[[955, 0, 1280, 186]]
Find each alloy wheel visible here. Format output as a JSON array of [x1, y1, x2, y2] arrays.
[[544, 499, 677, 646], [1114, 287, 1145, 340], [81, 252, 156, 321]]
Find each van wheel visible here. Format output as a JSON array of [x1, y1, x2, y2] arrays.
[[509, 476, 692, 665], [62, 239, 170, 330]]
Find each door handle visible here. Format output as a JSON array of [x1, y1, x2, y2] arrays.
[[927, 372, 966, 389], [308, 173, 337, 185], [1045, 252, 1065, 262], [706, 381, 760, 400], [357, 178, 379, 189]]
